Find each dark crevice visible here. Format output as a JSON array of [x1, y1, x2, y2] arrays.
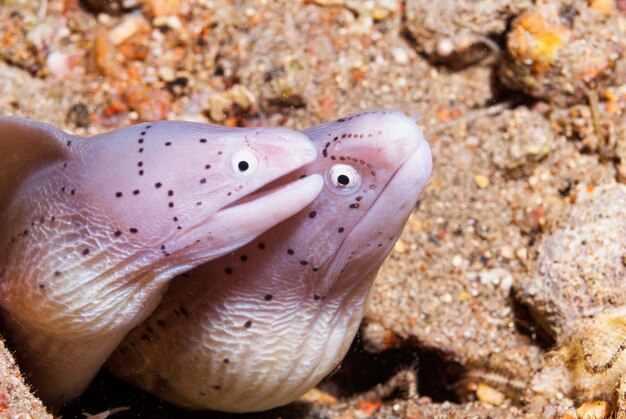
[[319, 334, 464, 404], [509, 289, 556, 351]]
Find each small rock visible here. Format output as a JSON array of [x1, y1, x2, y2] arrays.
[[108, 15, 147, 46], [476, 383, 506, 406], [576, 401, 611, 419], [393, 239, 408, 254], [474, 174, 489, 189]]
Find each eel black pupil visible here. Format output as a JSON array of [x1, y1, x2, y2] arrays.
[[238, 161, 249, 172], [337, 174, 350, 185]]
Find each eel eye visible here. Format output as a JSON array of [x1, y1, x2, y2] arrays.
[[327, 164, 360, 195], [232, 150, 258, 176]]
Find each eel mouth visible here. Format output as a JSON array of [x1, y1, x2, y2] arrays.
[[217, 173, 323, 215]]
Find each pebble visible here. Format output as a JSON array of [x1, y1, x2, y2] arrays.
[[108, 15, 146, 45], [476, 383, 506, 406], [393, 239, 408, 254], [575, 401, 611, 419], [474, 174, 490, 189]]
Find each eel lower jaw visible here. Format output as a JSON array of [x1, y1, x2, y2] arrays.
[[161, 174, 324, 264]]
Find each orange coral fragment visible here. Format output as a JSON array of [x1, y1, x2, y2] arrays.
[[357, 400, 382, 415], [510, 10, 568, 74]]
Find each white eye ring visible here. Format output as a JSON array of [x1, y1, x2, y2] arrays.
[[232, 150, 258, 177], [327, 164, 361, 195]]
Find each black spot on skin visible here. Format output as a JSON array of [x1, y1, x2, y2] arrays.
[[350, 203, 360, 209], [180, 305, 188, 317], [61, 186, 66, 192], [200, 138, 207, 143], [333, 136, 338, 141], [213, 385, 221, 390], [356, 196, 363, 202], [63, 162, 67, 168], [240, 255, 248, 262], [114, 230, 122, 237], [312, 267, 319, 272], [223, 358, 230, 364], [165, 142, 172, 146], [168, 202, 174, 208], [338, 227, 345, 233], [308, 211, 317, 219], [168, 190, 174, 196], [200, 178, 207, 184], [157, 320, 165, 327], [133, 190, 140, 195], [244, 320, 252, 328], [264, 294, 273, 301], [138, 170, 144, 176], [300, 260, 309, 266], [258, 242, 265, 250], [82, 248, 90, 256], [322, 149, 328, 158], [155, 182, 162, 188], [54, 271, 61, 276], [39, 283, 45, 289], [205, 164, 211, 169], [138, 138, 144, 144], [330, 156, 336, 160], [173, 216, 179, 222], [225, 267, 233, 275], [287, 249, 294, 255], [129, 228, 138, 234], [313, 294, 321, 300], [66, 140, 72, 147], [137, 161, 143, 167], [161, 245, 166, 250]]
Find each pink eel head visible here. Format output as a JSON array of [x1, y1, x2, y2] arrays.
[[0, 116, 321, 404]]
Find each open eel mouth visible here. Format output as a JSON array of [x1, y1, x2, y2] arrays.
[[214, 174, 324, 221], [161, 174, 324, 261]]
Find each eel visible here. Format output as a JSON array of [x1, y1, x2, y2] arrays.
[[108, 110, 433, 412], [0, 116, 322, 405]]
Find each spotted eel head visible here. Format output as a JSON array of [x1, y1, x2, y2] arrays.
[[75, 121, 320, 260], [296, 109, 432, 292], [0, 116, 321, 404]]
